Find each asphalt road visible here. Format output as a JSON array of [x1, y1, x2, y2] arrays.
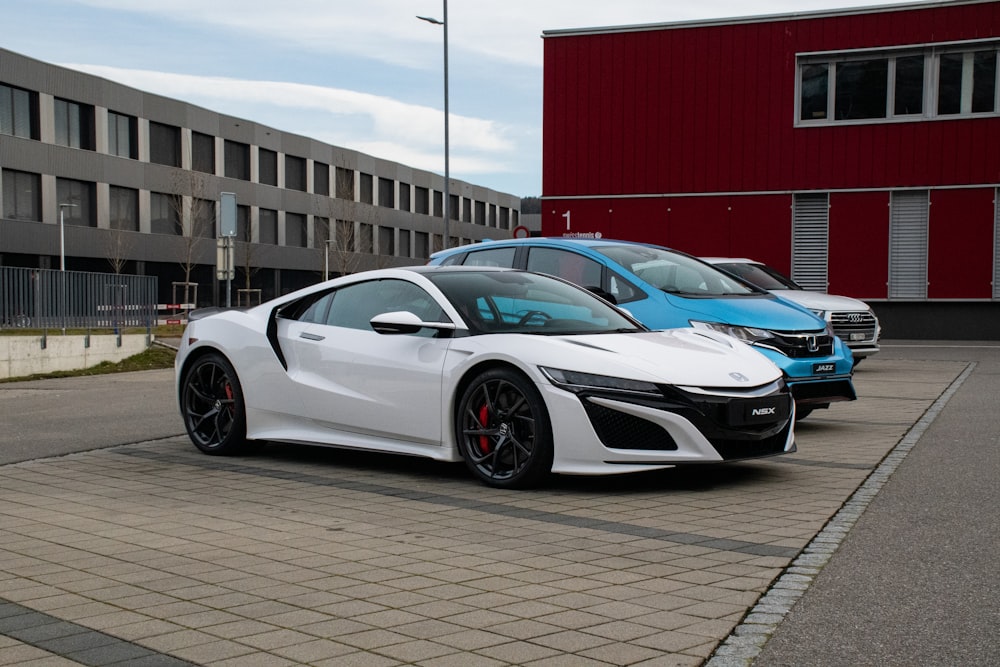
[[0, 368, 181, 465], [753, 342, 1000, 667]]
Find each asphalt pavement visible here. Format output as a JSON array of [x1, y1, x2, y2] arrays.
[[744, 342, 1000, 667]]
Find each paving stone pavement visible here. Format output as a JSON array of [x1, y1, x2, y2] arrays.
[[0, 357, 968, 666]]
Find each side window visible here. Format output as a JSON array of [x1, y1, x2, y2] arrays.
[[526, 248, 603, 288], [607, 272, 641, 303], [462, 247, 516, 267], [325, 279, 445, 333]]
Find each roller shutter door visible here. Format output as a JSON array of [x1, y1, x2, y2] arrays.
[[791, 193, 829, 292], [994, 188, 999, 299], [888, 190, 929, 299]]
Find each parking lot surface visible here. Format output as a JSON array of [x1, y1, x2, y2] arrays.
[[0, 349, 989, 666]]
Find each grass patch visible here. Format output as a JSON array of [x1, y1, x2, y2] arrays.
[[0, 345, 176, 384]]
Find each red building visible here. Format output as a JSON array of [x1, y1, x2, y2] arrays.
[[541, 0, 1000, 338]]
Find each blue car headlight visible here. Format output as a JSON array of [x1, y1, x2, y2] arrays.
[[540, 367, 661, 396], [689, 320, 776, 345]]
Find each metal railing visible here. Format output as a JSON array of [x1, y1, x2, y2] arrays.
[[1, 267, 158, 331]]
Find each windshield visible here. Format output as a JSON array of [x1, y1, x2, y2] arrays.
[[595, 245, 761, 297], [427, 270, 645, 335], [714, 262, 800, 290]]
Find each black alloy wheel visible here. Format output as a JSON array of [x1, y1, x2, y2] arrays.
[[457, 368, 553, 488], [180, 353, 248, 455]]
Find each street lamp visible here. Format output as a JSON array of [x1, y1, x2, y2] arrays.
[[58, 203, 78, 271], [417, 1, 450, 251]]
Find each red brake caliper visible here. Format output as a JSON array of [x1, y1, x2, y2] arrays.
[[224, 383, 234, 414], [478, 404, 491, 453]]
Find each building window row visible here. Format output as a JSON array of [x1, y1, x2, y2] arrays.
[[798, 40, 999, 124]]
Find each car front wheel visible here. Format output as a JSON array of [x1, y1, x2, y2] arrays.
[[457, 368, 553, 488], [180, 352, 248, 455]]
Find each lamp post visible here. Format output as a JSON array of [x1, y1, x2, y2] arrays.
[[58, 203, 77, 271], [417, 1, 450, 251]]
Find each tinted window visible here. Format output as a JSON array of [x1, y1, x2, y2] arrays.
[[462, 247, 516, 267]]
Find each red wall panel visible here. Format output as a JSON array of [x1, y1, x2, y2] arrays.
[[542, 1, 1000, 196], [827, 191, 890, 299], [927, 188, 996, 298]]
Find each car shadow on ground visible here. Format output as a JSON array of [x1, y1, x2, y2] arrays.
[[235, 441, 777, 495]]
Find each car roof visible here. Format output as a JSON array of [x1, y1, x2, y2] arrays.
[[430, 236, 673, 258], [701, 257, 758, 264]]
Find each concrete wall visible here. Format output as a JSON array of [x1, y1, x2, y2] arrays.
[[0, 334, 151, 379]]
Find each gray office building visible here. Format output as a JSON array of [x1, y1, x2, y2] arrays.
[[0, 48, 520, 306]]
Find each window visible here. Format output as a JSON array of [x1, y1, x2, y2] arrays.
[[1, 83, 38, 139], [378, 226, 395, 255], [259, 208, 278, 244], [54, 98, 95, 150], [191, 131, 214, 173], [313, 216, 330, 247], [791, 193, 829, 291], [378, 177, 394, 208], [335, 167, 354, 199], [463, 247, 517, 268], [359, 223, 373, 254], [526, 248, 603, 289], [360, 173, 373, 204], [398, 229, 411, 258], [192, 199, 216, 238], [108, 111, 137, 159], [500, 207, 510, 228], [415, 186, 429, 215], [285, 212, 307, 247], [314, 161, 329, 196], [56, 178, 95, 227], [798, 42, 1000, 124], [150, 192, 180, 235], [894, 55, 924, 115], [475, 200, 486, 226], [335, 219, 354, 252], [415, 231, 429, 258], [462, 197, 472, 223], [258, 148, 277, 186], [286, 155, 306, 191], [398, 182, 410, 212], [2, 170, 41, 221], [224, 140, 250, 180], [109, 186, 139, 231], [450, 194, 460, 221], [835, 58, 888, 120], [149, 122, 181, 167], [303, 279, 443, 333], [489, 204, 498, 227], [888, 190, 929, 299], [236, 204, 250, 241], [434, 191, 443, 218]]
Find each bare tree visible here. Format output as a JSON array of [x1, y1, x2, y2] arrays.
[[105, 222, 133, 274], [168, 171, 216, 307], [236, 213, 263, 296]]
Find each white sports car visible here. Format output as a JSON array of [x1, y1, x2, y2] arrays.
[[176, 266, 795, 488]]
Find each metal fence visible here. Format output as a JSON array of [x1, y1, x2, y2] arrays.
[[1, 267, 158, 330]]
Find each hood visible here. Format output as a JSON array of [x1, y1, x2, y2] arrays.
[[663, 293, 826, 332], [557, 328, 783, 389], [772, 289, 872, 313]]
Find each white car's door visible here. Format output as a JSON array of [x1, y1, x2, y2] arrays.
[[280, 278, 453, 445]]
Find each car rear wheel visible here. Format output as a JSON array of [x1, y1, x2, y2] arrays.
[[457, 368, 553, 488], [181, 352, 248, 455]]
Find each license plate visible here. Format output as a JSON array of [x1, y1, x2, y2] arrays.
[[850, 333, 866, 341], [730, 396, 789, 426], [813, 362, 836, 374]]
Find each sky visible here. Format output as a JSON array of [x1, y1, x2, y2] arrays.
[[4, 0, 915, 197]]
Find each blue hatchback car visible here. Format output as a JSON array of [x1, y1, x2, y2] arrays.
[[430, 238, 856, 419]]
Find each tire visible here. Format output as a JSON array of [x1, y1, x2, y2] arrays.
[[456, 368, 553, 488], [180, 352, 249, 455]]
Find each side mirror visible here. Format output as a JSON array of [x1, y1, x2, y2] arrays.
[[370, 311, 457, 335]]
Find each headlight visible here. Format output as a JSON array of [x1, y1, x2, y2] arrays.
[[540, 367, 661, 395], [690, 320, 775, 345]]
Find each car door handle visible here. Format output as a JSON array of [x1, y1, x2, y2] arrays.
[[299, 332, 325, 341]]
